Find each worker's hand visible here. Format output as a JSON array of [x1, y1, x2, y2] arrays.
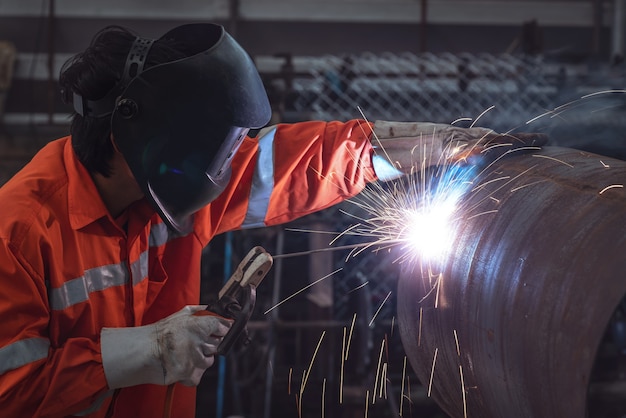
[[101, 305, 233, 388], [370, 121, 548, 179]]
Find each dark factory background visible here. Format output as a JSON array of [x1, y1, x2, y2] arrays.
[[1, 1, 625, 418]]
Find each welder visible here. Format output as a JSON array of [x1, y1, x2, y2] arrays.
[[0, 23, 546, 417]]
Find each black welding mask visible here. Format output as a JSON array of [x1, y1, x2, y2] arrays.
[[86, 23, 270, 233]]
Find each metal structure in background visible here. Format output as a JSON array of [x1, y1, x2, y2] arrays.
[[289, 52, 556, 126], [398, 147, 626, 417], [270, 52, 626, 148], [0, 40, 16, 130]]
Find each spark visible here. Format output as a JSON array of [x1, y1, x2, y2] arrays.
[[462, 165, 539, 216], [280, 118, 538, 272], [510, 179, 548, 193], [470, 105, 496, 128], [330, 114, 490, 271], [526, 89, 626, 126], [345, 313, 357, 360], [322, 378, 327, 418], [428, 348, 438, 397], [466, 209, 499, 221], [297, 370, 305, 418], [581, 89, 626, 99], [348, 281, 369, 293], [272, 242, 370, 260], [406, 375, 413, 414], [369, 290, 392, 327], [399, 356, 407, 416], [380, 362, 388, 399], [600, 160, 610, 168], [418, 307, 423, 347], [531, 154, 574, 168], [303, 331, 326, 391], [358, 105, 396, 167], [373, 339, 386, 404], [434, 273, 442, 308], [339, 160, 477, 268], [364, 390, 370, 418], [460, 364, 468, 418], [454, 329, 461, 356], [264, 268, 342, 314], [453, 330, 469, 417], [340, 327, 346, 404], [299, 331, 326, 414], [451, 117, 474, 125], [288, 368, 293, 395], [471, 175, 511, 193], [599, 184, 624, 194]]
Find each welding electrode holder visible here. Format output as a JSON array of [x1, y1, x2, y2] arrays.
[[207, 283, 256, 355], [205, 246, 273, 356]]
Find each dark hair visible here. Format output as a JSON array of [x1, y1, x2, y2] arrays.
[[59, 26, 186, 176]]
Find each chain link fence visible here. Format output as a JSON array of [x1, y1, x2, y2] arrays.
[[271, 52, 626, 154]]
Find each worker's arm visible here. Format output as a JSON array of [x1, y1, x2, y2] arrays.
[[371, 120, 549, 177], [101, 305, 232, 388], [0, 238, 231, 417], [203, 120, 376, 235], [202, 119, 547, 237], [0, 239, 108, 417]]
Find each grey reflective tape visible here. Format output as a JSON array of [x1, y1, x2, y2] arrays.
[[73, 389, 115, 416], [131, 250, 149, 286], [49, 224, 186, 311], [50, 263, 129, 311], [149, 222, 170, 247], [0, 337, 49, 374], [242, 127, 276, 228]]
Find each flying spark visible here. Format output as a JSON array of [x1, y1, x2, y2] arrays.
[[599, 184, 624, 194], [339, 154, 478, 269], [399, 356, 407, 416]]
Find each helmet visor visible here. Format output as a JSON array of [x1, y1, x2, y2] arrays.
[[111, 23, 271, 233]]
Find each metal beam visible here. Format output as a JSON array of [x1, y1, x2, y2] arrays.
[[0, 0, 613, 27]]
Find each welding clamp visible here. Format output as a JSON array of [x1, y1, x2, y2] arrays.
[[205, 246, 273, 355]]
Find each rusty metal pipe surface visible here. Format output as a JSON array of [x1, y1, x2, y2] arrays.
[[397, 146, 626, 418]]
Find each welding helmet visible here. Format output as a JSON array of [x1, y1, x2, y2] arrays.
[[76, 23, 271, 233]]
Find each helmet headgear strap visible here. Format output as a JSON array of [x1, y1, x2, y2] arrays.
[[72, 36, 155, 118]]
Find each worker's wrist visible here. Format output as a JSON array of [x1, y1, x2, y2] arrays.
[[101, 324, 164, 389]]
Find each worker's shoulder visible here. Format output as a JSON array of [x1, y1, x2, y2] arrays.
[[0, 138, 70, 242]]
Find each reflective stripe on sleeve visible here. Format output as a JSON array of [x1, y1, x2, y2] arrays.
[[0, 337, 49, 374], [242, 127, 276, 228]]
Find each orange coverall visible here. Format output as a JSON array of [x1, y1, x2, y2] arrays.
[[0, 120, 376, 417]]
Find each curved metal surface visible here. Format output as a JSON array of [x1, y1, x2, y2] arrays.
[[397, 146, 626, 417]]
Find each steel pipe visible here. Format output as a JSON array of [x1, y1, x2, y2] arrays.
[[397, 146, 626, 417]]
